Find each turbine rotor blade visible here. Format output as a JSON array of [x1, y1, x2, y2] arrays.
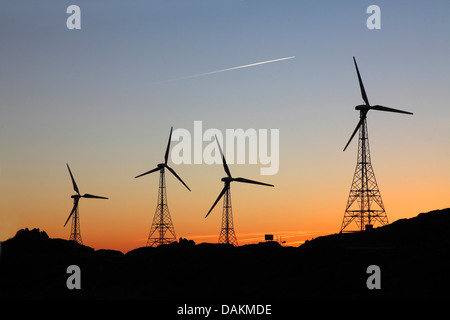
[[370, 105, 413, 115], [205, 184, 228, 218], [82, 193, 108, 199], [215, 135, 231, 178], [353, 56, 370, 106], [164, 126, 173, 165], [233, 177, 274, 187], [66, 164, 80, 195], [64, 198, 79, 227], [166, 166, 191, 191], [135, 167, 160, 178], [343, 118, 364, 152]]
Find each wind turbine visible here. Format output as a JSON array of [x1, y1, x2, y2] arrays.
[[340, 57, 413, 232], [135, 126, 190, 247], [64, 164, 108, 244], [205, 135, 274, 246]]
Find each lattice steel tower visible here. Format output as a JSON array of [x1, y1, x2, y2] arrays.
[[340, 57, 413, 232], [146, 167, 177, 247], [218, 185, 238, 246], [341, 116, 388, 232], [69, 205, 83, 244], [135, 127, 191, 247]]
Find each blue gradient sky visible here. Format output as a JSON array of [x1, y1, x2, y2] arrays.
[[1, 0, 449, 252]]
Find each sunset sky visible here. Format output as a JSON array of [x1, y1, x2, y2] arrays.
[[1, 0, 449, 253]]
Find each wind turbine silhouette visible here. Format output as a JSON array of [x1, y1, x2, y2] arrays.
[[64, 164, 108, 244], [340, 57, 413, 232], [135, 126, 190, 247], [205, 135, 274, 246]]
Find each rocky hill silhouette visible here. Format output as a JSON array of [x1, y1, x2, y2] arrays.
[[1, 208, 450, 299]]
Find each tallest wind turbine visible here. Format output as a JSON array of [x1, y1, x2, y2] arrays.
[[340, 57, 413, 232], [135, 127, 190, 247]]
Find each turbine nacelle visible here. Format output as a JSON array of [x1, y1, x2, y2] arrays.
[[355, 105, 370, 111], [221, 177, 233, 183]]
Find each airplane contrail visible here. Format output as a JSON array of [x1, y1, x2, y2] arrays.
[[159, 56, 295, 83]]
